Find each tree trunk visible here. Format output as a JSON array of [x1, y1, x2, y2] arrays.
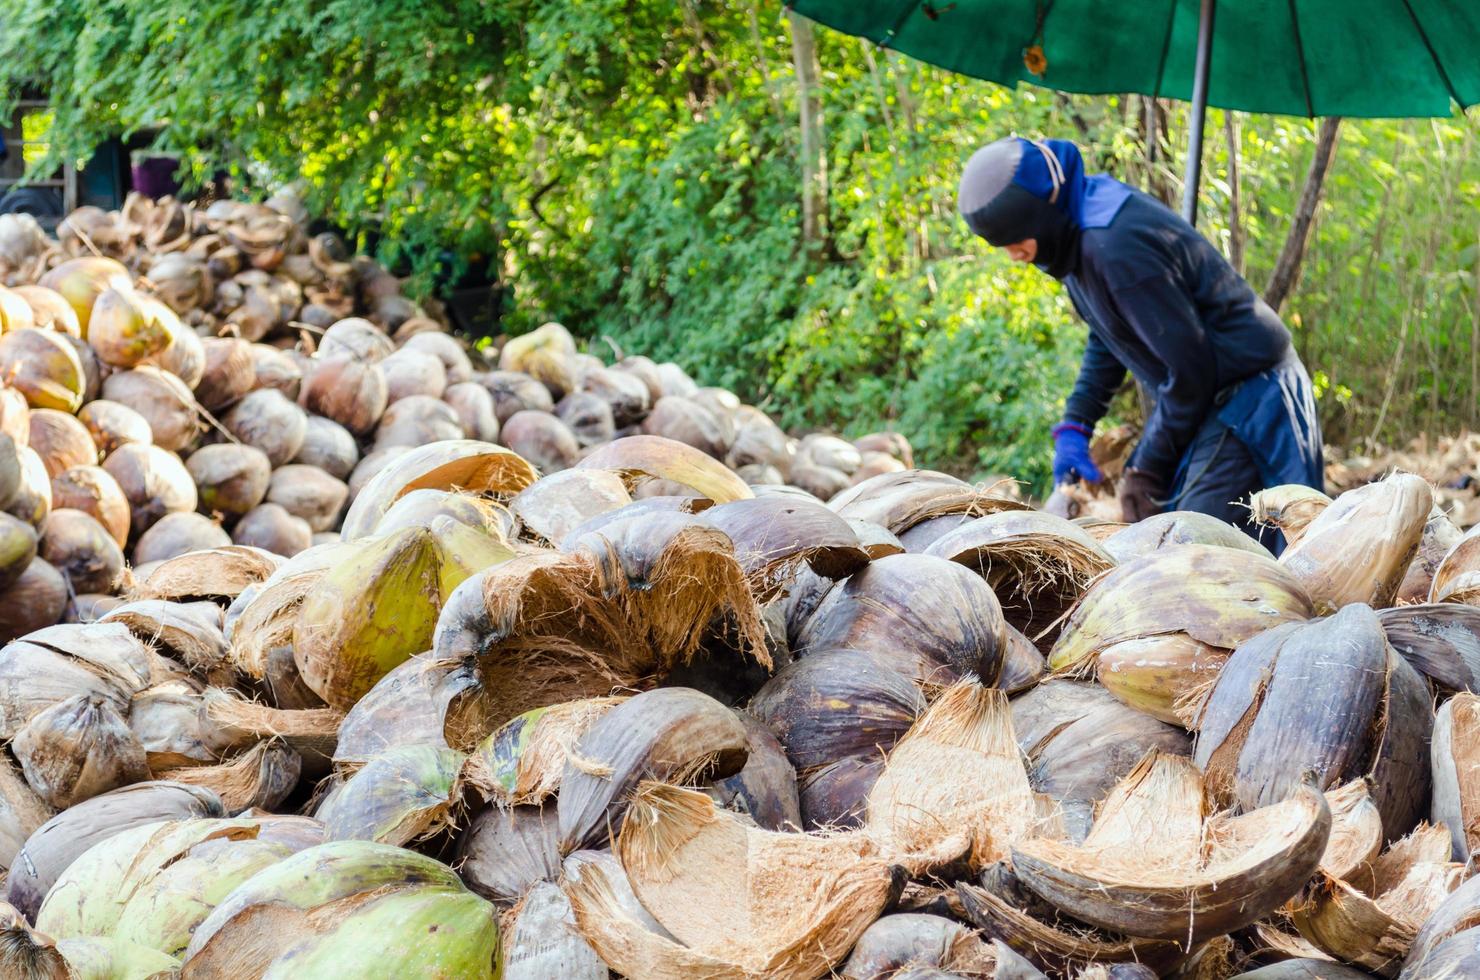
[[1265, 116, 1342, 314], [789, 11, 828, 251], [1224, 111, 1244, 275]]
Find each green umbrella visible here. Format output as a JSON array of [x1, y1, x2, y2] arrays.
[[787, 0, 1480, 223]]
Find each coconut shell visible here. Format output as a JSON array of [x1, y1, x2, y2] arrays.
[[292, 414, 359, 480], [501, 410, 580, 473], [186, 443, 272, 519], [557, 687, 750, 852], [265, 464, 348, 533], [372, 394, 463, 449], [443, 381, 499, 443], [999, 624, 1048, 695], [1194, 603, 1432, 839], [38, 509, 123, 594], [578, 434, 753, 503], [509, 470, 633, 545], [102, 443, 197, 539], [2, 781, 223, 921], [799, 553, 1008, 685], [1432, 693, 1480, 861], [300, 355, 388, 435], [339, 439, 537, 540], [378, 347, 447, 403], [830, 469, 1029, 537], [0, 559, 67, 644], [316, 744, 463, 846], [179, 840, 500, 978], [27, 410, 97, 480], [195, 337, 256, 411], [76, 400, 152, 458], [0, 513, 35, 592], [101, 366, 202, 452], [481, 370, 556, 423], [1431, 521, 1480, 606], [1281, 473, 1432, 613], [222, 389, 308, 467], [247, 343, 302, 400], [454, 802, 563, 905], [1398, 504, 1465, 605], [231, 503, 312, 557], [1049, 544, 1313, 674], [50, 465, 129, 547], [0, 328, 86, 412], [1105, 509, 1273, 563], [707, 711, 801, 832], [319, 316, 394, 362], [133, 511, 231, 564]]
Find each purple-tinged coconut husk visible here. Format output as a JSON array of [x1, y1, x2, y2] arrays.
[[101, 366, 202, 452], [1379, 602, 1480, 695], [378, 347, 448, 403]]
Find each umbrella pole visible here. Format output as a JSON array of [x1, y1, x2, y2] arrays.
[[1180, 0, 1216, 227]]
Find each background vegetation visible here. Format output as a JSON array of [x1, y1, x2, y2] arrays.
[[2, 0, 1477, 490]]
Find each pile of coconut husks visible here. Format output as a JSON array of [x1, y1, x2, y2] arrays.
[[0, 202, 1479, 979]]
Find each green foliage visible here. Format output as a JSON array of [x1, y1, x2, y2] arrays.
[[3, 1, 1478, 491]]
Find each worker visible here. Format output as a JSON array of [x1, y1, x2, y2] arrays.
[[957, 136, 1323, 542]]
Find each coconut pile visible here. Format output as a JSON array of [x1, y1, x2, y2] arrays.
[[1, 207, 1480, 979]]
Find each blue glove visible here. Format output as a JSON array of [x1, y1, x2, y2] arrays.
[[1051, 422, 1102, 485]]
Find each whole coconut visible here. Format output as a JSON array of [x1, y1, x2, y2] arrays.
[[480, 371, 554, 424], [0, 511, 37, 591], [223, 389, 308, 467], [12, 285, 81, 336], [133, 511, 231, 564], [196, 337, 256, 411], [36, 256, 131, 333], [403, 332, 473, 384], [654, 361, 700, 399], [318, 317, 393, 363], [300, 356, 387, 436], [378, 348, 447, 403], [88, 287, 172, 368], [6, 447, 51, 527], [642, 395, 730, 458], [39, 509, 124, 594], [267, 465, 349, 532], [0, 387, 29, 448], [0, 558, 66, 643], [0, 328, 86, 412], [615, 355, 665, 404], [101, 367, 201, 452], [555, 392, 615, 447], [581, 366, 651, 427], [293, 416, 359, 481], [27, 409, 98, 478], [248, 344, 303, 400], [500, 411, 580, 473], [347, 447, 409, 500], [232, 503, 313, 557], [77, 400, 153, 457], [63, 335, 102, 404], [373, 396, 462, 450], [0, 432, 20, 513], [186, 443, 272, 517], [443, 382, 499, 442], [101, 443, 197, 539], [140, 309, 206, 388], [50, 465, 130, 547]]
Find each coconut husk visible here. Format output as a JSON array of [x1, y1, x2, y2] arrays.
[[133, 545, 282, 603], [36, 510, 121, 595], [444, 382, 500, 442], [76, 399, 152, 456], [1379, 603, 1480, 695], [0, 754, 51, 874], [501, 410, 582, 473], [793, 753, 882, 832], [566, 782, 897, 980], [299, 355, 388, 435], [500, 879, 606, 980], [1012, 753, 1330, 943], [232, 503, 313, 557], [799, 554, 1009, 686], [129, 679, 240, 770], [481, 370, 556, 423], [0, 927, 181, 980], [509, 470, 633, 545], [641, 395, 731, 458], [338, 438, 538, 540], [195, 337, 256, 411], [1400, 872, 1480, 976], [462, 696, 624, 807], [264, 464, 347, 533], [1397, 507, 1466, 604], [1237, 959, 1373, 979], [380, 348, 448, 402], [708, 710, 802, 832], [134, 512, 232, 564], [829, 469, 1029, 537], [373, 487, 515, 541], [102, 443, 197, 539], [1095, 632, 1230, 727], [456, 802, 563, 904], [28, 409, 97, 480], [374, 394, 463, 450], [866, 682, 1045, 873], [293, 414, 359, 480], [556, 687, 750, 852], [1279, 473, 1432, 613], [0, 512, 36, 592], [1194, 603, 1432, 840], [433, 517, 767, 735], [1431, 521, 1480, 605], [925, 510, 1115, 650], [202, 688, 342, 772], [100, 366, 202, 452], [1103, 510, 1272, 563], [577, 434, 752, 503], [0, 328, 86, 413], [999, 624, 1048, 695], [333, 653, 474, 768], [223, 391, 310, 470], [555, 392, 615, 447], [580, 366, 651, 429], [0, 433, 20, 514], [2, 781, 224, 921], [103, 600, 230, 678], [0, 621, 158, 737], [1431, 692, 1480, 861], [1249, 484, 1334, 549], [293, 521, 511, 708], [12, 693, 155, 807], [50, 464, 130, 547], [896, 513, 974, 553], [698, 495, 870, 597], [315, 744, 463, 846], [1010, 679, 1192, 842], [1048, 544, 1313, 675], [1290, 823, 1462, 975], [841, 913, 1001, 979], [1318, 779, 1385, 882], [225, 540, 353, 678], [500, 322, 576, 396]]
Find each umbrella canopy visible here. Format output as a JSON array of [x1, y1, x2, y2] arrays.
[[789, 0, 1479, 222], [788, 0, 1479, 117]]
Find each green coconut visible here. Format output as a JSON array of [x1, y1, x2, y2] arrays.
[[316, 745, 465, 847]]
